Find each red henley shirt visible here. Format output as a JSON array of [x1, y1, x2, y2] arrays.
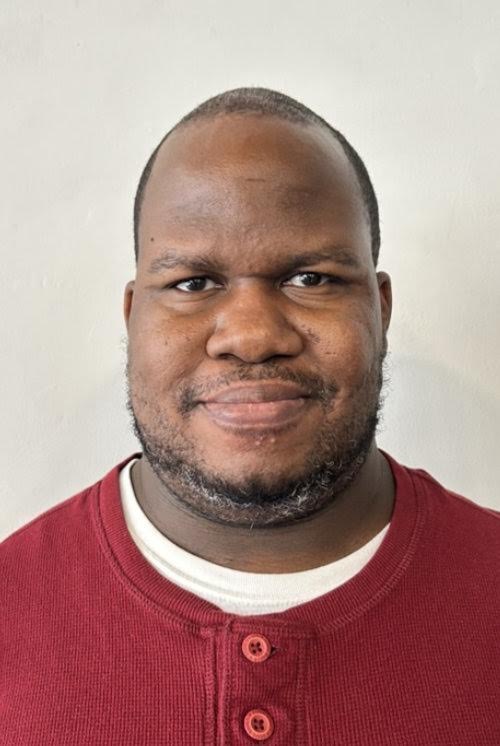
[[1, 453, 499, 745]]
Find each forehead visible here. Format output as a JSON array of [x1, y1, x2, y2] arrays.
[[138, 115, 370, 265]]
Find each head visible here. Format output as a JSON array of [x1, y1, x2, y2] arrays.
[[125, 87, 392, 528]]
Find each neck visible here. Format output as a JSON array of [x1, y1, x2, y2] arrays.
[[130, 443, 395, 573]]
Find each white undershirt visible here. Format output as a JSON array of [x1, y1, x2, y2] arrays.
[[120, 459, 389, 615]]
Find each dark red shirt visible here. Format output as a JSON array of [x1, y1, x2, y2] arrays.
[[1, 454, 499, 745]]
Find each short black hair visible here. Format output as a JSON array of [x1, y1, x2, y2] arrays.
[[134, 87, 380, 264]]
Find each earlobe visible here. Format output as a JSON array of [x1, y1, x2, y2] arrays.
[[123, 281, 135, 330], [376, 271, 392, 333]]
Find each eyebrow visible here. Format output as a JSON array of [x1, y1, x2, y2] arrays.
[[148, 249, 225, 275], [281, 248, 361, 270], [147, 246, 362, 275]]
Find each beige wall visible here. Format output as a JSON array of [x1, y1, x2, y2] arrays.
[[2, 0, 500, 539]]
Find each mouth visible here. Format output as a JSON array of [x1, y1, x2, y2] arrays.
[[198, 382, 314, 430]]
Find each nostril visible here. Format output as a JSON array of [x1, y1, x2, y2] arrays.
[[206, 319, 304, 363]]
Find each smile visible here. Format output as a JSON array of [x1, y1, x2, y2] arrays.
[[201, 397, 310, 428], [198, 382, 313, 430]]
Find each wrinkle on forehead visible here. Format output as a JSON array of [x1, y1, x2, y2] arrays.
[[241, 176, 321, 206], [143, 164, 359, 224]]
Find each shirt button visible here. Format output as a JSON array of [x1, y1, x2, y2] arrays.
[[241, 633, 272, 663], [243, 709, 274, 741]]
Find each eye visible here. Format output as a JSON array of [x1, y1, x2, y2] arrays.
[[283, 272, 341, 288], [171, 276, 221, 293]]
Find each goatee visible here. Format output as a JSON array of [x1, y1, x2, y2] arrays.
[[127, 352, 387, 528]]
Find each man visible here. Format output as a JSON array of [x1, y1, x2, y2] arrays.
[[1, 88, 499, 745]]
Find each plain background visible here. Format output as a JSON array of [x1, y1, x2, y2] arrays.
[[2, 0, 500, 540]]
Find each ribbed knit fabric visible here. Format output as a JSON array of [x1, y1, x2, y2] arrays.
[[1, 452, 500, 745]]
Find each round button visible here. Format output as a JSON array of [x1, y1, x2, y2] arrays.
[[241, 634, 272, 663], [243, 709, 274, 741]]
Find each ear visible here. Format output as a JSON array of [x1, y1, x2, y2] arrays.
[[123, 280, 135, 331], [376, 271, 392, 334]]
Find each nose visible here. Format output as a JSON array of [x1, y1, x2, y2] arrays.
[[206, 282, 304, 363]]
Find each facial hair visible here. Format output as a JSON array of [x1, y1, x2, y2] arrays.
[[127, 349, 387, 528]]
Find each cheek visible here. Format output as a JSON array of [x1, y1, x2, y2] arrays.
[[128, 304, 206, 393], [309, 315, 379, 387]]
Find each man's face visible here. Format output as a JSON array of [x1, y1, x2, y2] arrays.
[[125, 115, 391, 526]]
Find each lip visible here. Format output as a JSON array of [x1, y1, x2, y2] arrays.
[[198, 382, 313, 429], [201, 382, 311, 404]]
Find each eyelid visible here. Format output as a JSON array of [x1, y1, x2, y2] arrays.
[[281, 270, 345, 285], [168, 275, 223, 292]]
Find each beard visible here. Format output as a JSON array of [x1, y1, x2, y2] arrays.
[[127, 346, 387, 528]]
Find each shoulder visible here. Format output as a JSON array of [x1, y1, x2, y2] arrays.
[[0, 456, 134, 572], [0, 459, 131, 636], [0, 457, 136, 604], [411, 465, 500, 526], [0, 484, 100, 652], [405, 463, 500, 570], [0, 485, 95, 582]]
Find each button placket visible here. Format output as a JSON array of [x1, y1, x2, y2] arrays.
[[224, 624, 307, 744]]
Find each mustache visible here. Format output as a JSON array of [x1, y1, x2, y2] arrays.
[[177, 364, 339, 414]]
